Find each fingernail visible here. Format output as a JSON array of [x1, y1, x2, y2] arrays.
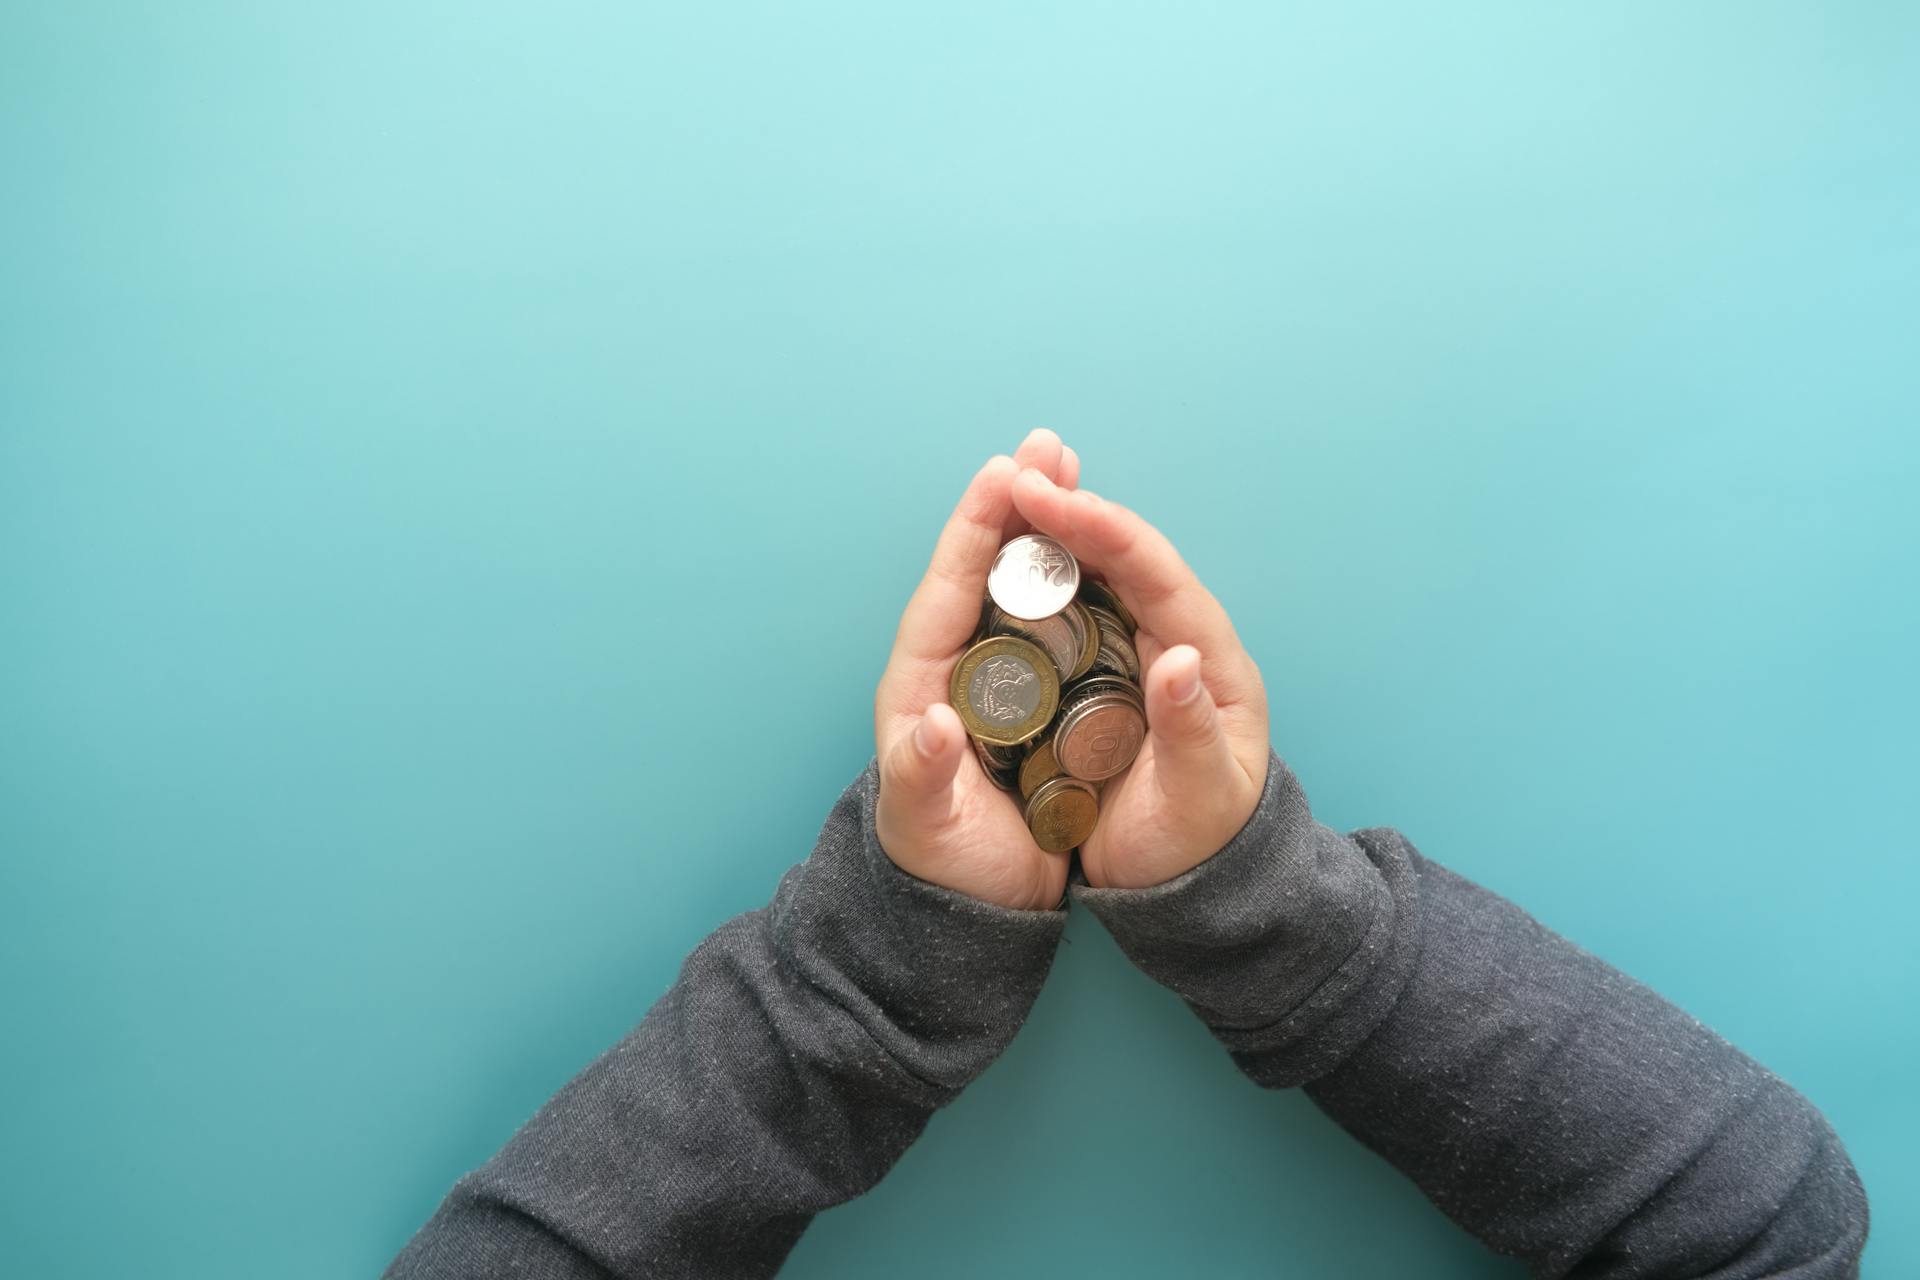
[[1168, 661, 1201, 704], [914, 713, 942, 757]]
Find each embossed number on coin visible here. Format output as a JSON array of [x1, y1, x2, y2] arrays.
[[988, 534, 1081, 621]]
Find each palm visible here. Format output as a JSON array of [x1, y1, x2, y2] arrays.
[[875, 655, 1064, 909], [950, 751, 1064, 905], [1008, 469, 1271, 889], [871, 429, 1082, 911], [1078, 741, 1169, 890]]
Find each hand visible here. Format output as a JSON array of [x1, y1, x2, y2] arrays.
[[873, 430, 1083, 910], [1009, 467, 1271, 889]]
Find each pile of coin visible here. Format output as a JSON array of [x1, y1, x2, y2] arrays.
[[950, 534, 1148, 854]]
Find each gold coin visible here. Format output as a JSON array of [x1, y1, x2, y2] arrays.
[[1018, 735, 1065, 799], [1024, 775, 1100, 853], [1064, 600, 1100, 681], [948, 635, 1060, 747]]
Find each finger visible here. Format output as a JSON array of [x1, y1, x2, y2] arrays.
[[1142, 644, 1240, 796], [1134, 630, 1165, 679], [892, 455, 1018, 666], [880, 701, 966, 829], [1003, 428, 1074, 542], [1010, 467, 1247, 681], [1011, 428, 1064, 483], [1057, 444, 1081, 490]]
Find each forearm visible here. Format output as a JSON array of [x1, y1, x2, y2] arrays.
[[1075, 748, 1869, 1277], [386, 758, 1067, 1280]]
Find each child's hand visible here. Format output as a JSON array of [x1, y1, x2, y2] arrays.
[[871, 430, 1082, 910], [1009, 466, 1269, 890]]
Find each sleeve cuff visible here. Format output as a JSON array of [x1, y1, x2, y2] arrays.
[[766, 756, 1068, 1093], [1068, 746, 1422, 1087]]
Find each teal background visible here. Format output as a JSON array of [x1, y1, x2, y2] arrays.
[[3, 3, 1915, 1276]]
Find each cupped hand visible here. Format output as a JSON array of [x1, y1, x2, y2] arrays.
[[1009, 467, 1271, 889], [872, 430, 1083, 910]]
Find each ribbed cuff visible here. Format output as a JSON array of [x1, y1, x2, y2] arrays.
[[1069, 746, 1421, 1087], [768, 757, 1069, 1094]]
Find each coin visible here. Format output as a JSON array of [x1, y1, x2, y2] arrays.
[[1077, 575, 1137, 635], [1053, 676, 1147, 781], [1018, 734, 1065, 799], [1082, 606, 1141, 682], [987, 534, 1080, 621], [983, 603, 1081, 685], [1064, 600, 1100, 681], [949, 635, 1060, 746], [971, 736, 1022, 790], [1024, 775, 1100, 853]]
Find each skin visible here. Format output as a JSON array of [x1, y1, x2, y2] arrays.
[[874, 430, 1270, 906]]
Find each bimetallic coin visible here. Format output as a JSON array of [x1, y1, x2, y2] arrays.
[[987, 534, 1080, 621], [1018, 735, 1065, 800], [1077, 575, 1137, 635], [984, 604, 1080, 685], [1054, 677, 1147, 781], [1024, 775, 1100, 853], [1064, 600, 1100, 681], [948, 635, 1060, 747]]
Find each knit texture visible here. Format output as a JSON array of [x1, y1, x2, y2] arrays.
[[1075, 747, 1870, 1278], [387, 750, 1869, 1277], [384, 758, 1066, 1278]]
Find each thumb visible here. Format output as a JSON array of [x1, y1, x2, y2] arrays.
[[1143, 644, 1234, 793], [880, 700, 966, 829]]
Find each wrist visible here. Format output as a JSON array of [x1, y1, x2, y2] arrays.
[[756, 760, 1069, 1094]]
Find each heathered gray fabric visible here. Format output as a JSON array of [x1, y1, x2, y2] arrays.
[[387, 749, 1869, 1278], [1075, 747, 1870, 1277], [384, 760, 1067, 1278]]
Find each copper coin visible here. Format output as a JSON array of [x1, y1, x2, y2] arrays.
[[1018, 735, 1065, 799], [1024, 775, 1100, 853], [1054, 681, 1146, 782]]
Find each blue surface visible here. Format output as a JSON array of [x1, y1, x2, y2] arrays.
[[3, 4, 1915, 1275]]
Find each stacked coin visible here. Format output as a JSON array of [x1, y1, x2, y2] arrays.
[[950, 534, 1148, 853]]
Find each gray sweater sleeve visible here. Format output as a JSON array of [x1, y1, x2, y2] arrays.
[[384, 758, 1067, 1279], [1074, 747, 1870, 1278]]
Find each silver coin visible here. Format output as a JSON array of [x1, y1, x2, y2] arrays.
[[1087, 609, 1140, 681], [985, 605, 1081, 684], [1062, 673, 1144, 707], [987, 534, 1080, 621], [1062, 600, 1098, 680]]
